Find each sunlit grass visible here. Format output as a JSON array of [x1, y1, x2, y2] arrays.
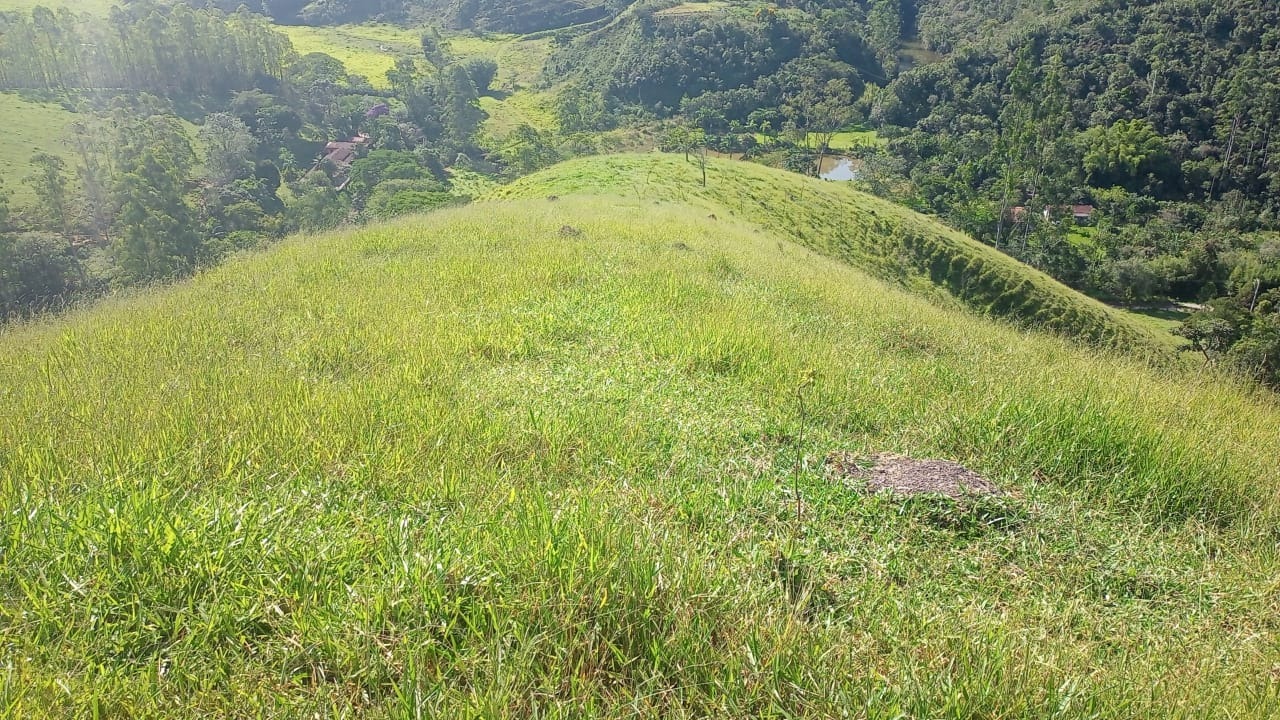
[[1113, 304, 1193, 351], [479, 89, 559, 136], [450, 32, 557, 137], [339, 23, 427, 48], [2, 195, 1277, 716], [278, 25, 407, 88], [655, 1, 732, 17], [0, 92, 80, 205], [492, 153, 1169, 353]]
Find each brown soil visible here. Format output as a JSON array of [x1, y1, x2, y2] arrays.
[[826, 451, 1001, 499]]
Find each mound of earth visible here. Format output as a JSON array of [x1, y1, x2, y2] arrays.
[[826, 452, 1001, 499]]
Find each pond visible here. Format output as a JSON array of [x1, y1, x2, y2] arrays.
[[819, 156, 861, 181]]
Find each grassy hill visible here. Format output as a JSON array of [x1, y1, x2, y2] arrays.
[[0, 92, 79, 205], [276, 24, 412, 88], [491, 154, 1171, 353], [0, 93, 203, 214], [2, 195, 1278, 716]]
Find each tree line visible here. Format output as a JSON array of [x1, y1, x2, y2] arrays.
[[0, 2, 291, 95]]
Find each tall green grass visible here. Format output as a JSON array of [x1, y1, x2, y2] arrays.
[[1, 198, 1277, 716], [490, 154, 1170, 354]]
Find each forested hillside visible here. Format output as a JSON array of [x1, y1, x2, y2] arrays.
[[549, 1, 892, 131], [911, 0, 1093, 52], [885, 0, 1280, 226], [872, 0, 1280, 384]]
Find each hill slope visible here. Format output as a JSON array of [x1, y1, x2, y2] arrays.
[[1, 197, 1278, 716], [491, 154, 1169, 353], [0, 93, 78, 206]]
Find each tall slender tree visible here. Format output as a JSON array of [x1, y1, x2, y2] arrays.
[[108, 114, 200, 282], [25, 153, 75, 237]]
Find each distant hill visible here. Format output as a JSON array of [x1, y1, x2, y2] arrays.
[[492, 153, 1170, 353]]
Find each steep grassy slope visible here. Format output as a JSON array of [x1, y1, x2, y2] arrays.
[[2, 198, 1278, 716], [491, 154, 1168, 353]]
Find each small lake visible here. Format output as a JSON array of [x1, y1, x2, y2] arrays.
[[819, 156, 861, 181]]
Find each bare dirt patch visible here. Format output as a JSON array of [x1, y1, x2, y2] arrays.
[[826, 451, 1001, 499]]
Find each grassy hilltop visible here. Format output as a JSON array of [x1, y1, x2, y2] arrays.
[[491, 154, 1173, 354], [2, 188, 1279, 715]]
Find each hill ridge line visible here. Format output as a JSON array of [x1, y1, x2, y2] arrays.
[[488, 153, 1168, 356]]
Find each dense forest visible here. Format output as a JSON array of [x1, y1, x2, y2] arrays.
[[549, 5, 882, 129], [550, 1, 892, 123], [875, 0, 1280, 384]]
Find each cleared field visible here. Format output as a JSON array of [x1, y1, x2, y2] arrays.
[[655, 1, 731, 17], [278, 25, 409, 88], [755, 129, 887, 150], [336, 23, 424, 47], [1119, 304, 1193, 338], [1, 192, 1277, 716], [479, 89, 558, 136], [447, 33, 558, 137], [273, 25, 556, 132], [448, 33, 553, 89], [0, 93, 80, 205]]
